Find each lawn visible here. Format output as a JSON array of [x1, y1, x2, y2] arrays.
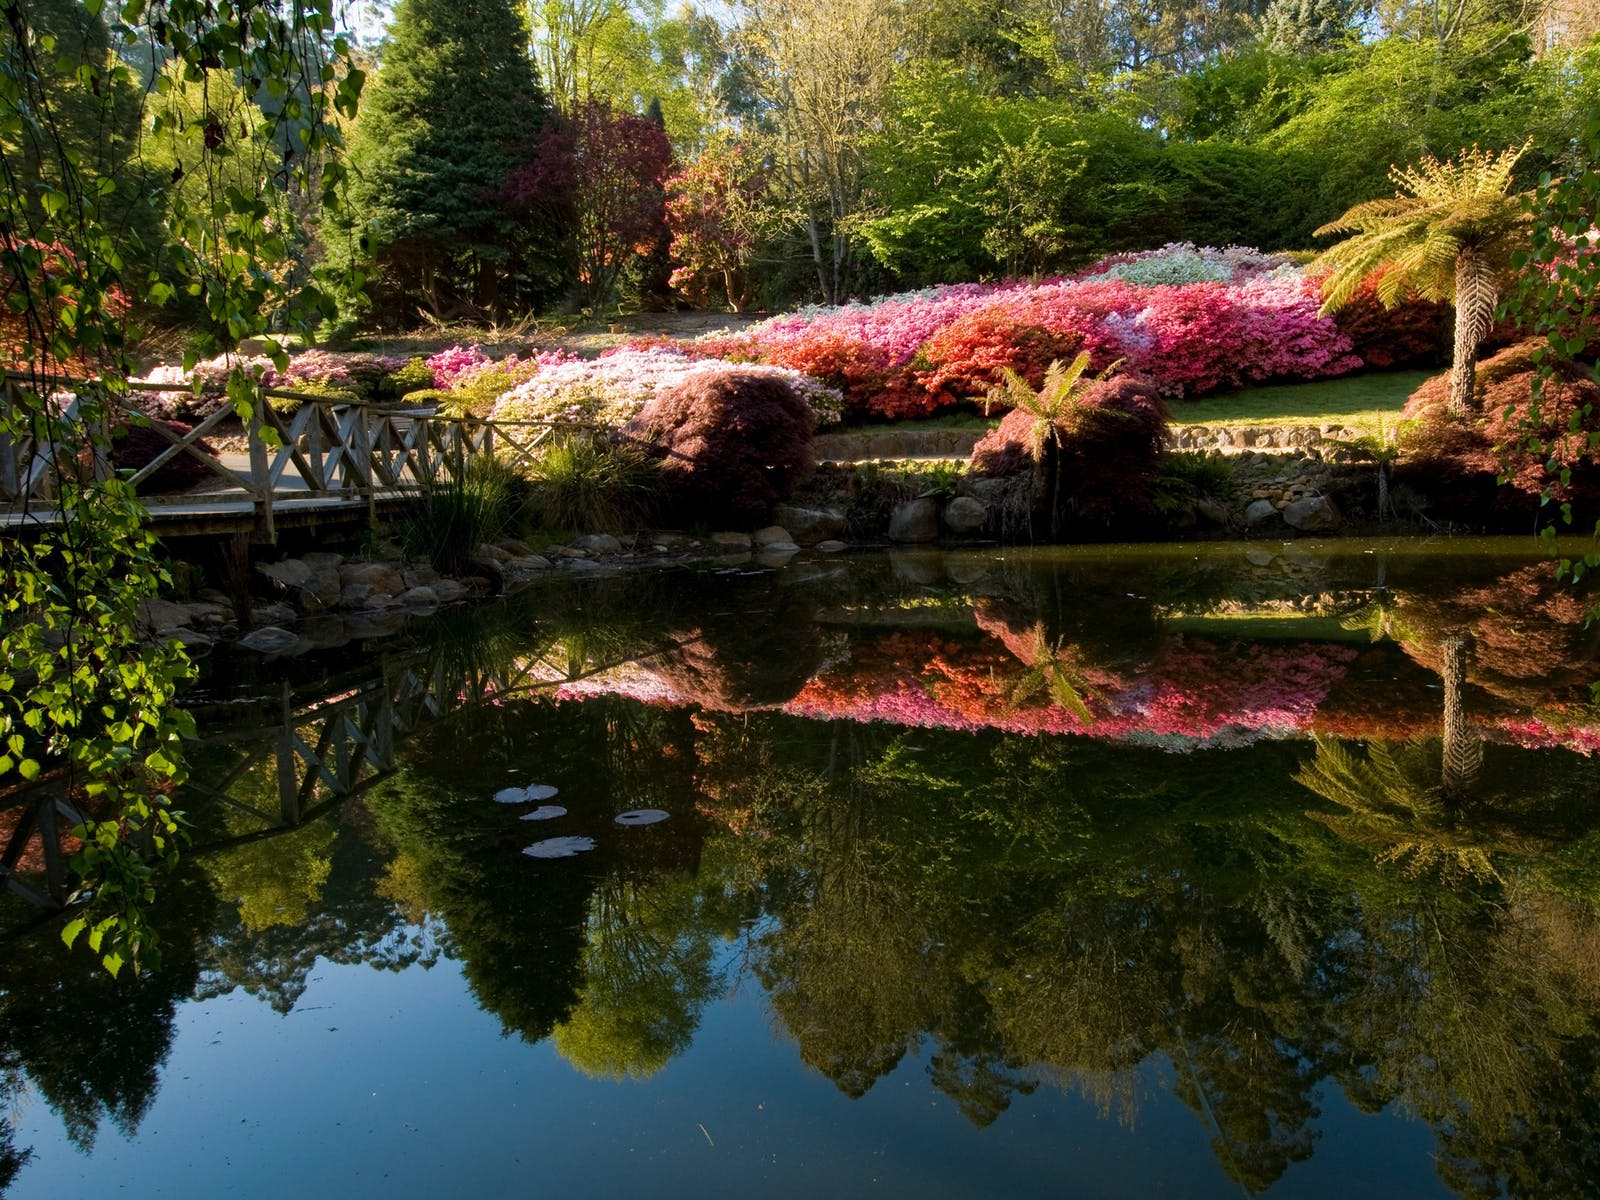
[[1167, 368, 1433, 437]]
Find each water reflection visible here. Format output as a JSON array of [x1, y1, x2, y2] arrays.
[[3, 544, 1600, 1197]]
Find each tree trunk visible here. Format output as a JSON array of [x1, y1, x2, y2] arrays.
[[1448, 248, 1492, 420], [1439, 635, 1483, 800], [723, 267, 751, 314]]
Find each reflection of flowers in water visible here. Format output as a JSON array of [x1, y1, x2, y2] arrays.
[[1491, 716, 1600, 756]]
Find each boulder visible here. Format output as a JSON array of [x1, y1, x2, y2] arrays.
[[888, 498, 941, 543], [254, 601, 298, 626], [256, 558, 311, 589], [773, 505, 845, 545], [753, 525, 794, 546], [815, 540, 848, 553], [497, 538, 534, 557], [1283, 495, 1343, 533], [238, 625, 298, 653], [401, 565, 441, 589], [1244, 499, 1279, 526], [1196, 498, 1230, 525], [295, 565, 343, 613], [398, 585, 440, 607], [710, 531, 752, 549], [339, 561, 405, 596], [433, 579, 469, 603], [137, 598, 194, 638], [474, 542, 513, 563], [574, 533, 623, 555], [942, 496, 987, 535], [504, 554, 552, 574]]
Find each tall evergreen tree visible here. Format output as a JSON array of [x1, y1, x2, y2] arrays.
[[337, 0, 555, 317]]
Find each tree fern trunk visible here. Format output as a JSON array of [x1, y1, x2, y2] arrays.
[[1440, 635, 1483, 799], [1448, 248, 1494, 420]]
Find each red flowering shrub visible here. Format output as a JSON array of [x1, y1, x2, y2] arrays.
[[1323, 270, 1449, 369], [918, 316, 1087, 403], [969, 374, 1169, 528], [1397, 341, 1600, 519], [623, 366, 815, 524], [111, 419, 220, 494], [760, 330, 896, 413]]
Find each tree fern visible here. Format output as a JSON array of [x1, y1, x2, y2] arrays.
[[1311, 143, 1532, 419]]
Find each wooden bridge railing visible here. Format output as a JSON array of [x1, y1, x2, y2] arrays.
[[1, 373, 585, 540], [1, 633, 683, 912]]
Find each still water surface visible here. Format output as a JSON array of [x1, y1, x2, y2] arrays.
[[4, 540, 1600, 1198]]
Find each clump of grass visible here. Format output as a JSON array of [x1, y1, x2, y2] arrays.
[[401, 455, 525, 573], [526, 432, 659, 533]]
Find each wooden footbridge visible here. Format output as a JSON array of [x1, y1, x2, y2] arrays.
[[0, 631, 678, 916], [0, 374, 569, 541]]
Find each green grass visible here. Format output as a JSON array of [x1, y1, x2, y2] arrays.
[[1168, 369, 1433, 437]]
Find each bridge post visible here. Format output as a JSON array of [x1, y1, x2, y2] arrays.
[[248, 399, 276, 543], [275, 681, 300, 824]]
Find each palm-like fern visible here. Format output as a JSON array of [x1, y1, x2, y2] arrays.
[[1295, 735, 1504, 885], [1001, 621, 1096, 725], [986, 351, 1115, 538], [1311, 143, 1531, 420]]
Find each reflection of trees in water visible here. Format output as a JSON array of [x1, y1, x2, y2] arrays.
[[553, 869, 723, 1081], [368, 695, 706, 1044], [0, 868, 210, 1158], [695, 710, 1600, 1195]]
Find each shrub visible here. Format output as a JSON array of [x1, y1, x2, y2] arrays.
[[525, 431, 659, 532], [281, 349, 409, 399], [492, 348, 843, 429], [438, 363, 544, 418], [400, 455, 525, 574], [1396, 340, 1600, 520], [377, 358, 436, 403], [110, 419, 220, 494], [1323, 269, 1449, 369], [918, 316, 1087, 406], [970, 373, 1168, 531], [623, 367, 815, 526]]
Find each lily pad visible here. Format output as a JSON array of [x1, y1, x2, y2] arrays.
[[522, 836, 595, 859], [614, 809, 669, 827], [520, 805, 567, 821], [493, 786, 528, 804], [524, 784, 560, 802]]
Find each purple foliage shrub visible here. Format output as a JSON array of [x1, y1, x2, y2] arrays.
[[624, 366, 815, 525]]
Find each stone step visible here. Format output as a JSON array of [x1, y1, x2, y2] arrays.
[[814, 427, 987, 463]]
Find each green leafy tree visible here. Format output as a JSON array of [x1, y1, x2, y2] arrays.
[[337, 0, 555, 318], [1311, 142, 1532, 419], [1, 0, 362, 974]]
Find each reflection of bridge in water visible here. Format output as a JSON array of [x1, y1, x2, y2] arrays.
[[1, 634, 674, 919]]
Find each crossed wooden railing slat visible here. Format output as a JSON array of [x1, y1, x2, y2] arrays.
[[2, 372, 584, 539]]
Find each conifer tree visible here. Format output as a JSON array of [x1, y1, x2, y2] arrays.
[[338, 0, 556, 316]]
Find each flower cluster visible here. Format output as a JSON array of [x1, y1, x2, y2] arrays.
[[1079, 242, 1291, 286], [491, 346, 843, 428], [673, 252, 1364, 419], [280, 349, 409, 391]]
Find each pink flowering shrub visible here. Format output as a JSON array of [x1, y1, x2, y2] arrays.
[[425, 344, 493, 388]]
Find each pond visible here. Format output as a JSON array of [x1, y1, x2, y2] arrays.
[[4, 539, 1600, 1198]]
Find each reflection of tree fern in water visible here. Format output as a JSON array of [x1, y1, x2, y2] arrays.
[[1001, 621, 1097, 725], [1294, 735, 1546, 885]]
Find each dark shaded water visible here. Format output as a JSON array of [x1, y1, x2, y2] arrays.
[[4, 540, 1600, 1198]]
